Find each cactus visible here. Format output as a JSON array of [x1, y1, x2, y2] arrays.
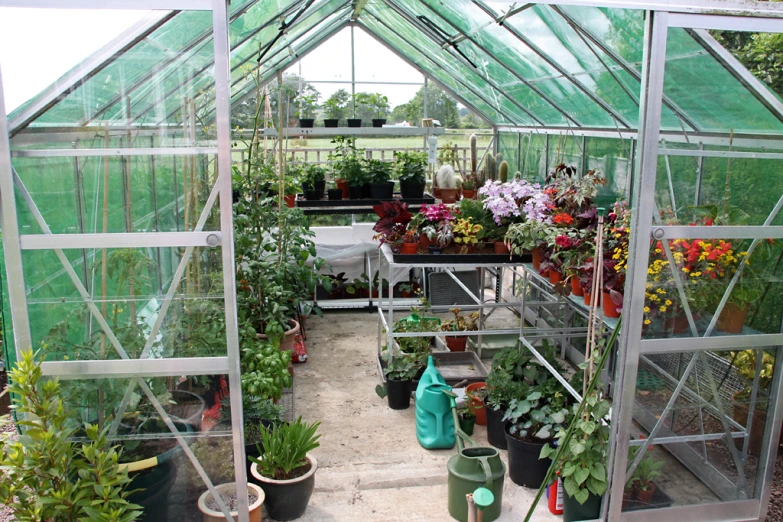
[[436, 165, 457, 189], [499, 160, 509, 183], [484, 152, 496, 181], [469, 133, 478, 175], [513, 171, 522, 180]]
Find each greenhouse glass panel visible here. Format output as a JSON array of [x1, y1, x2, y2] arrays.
[[584, 136, 633, 202], [519, 132, 548, 180], [497, 132, 520, 174]]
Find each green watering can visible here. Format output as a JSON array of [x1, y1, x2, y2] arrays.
[[444, 389, 506, 522]]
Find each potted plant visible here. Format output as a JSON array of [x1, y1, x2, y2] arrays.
[[381, 352, 421, 410], [439, 307, 479, 352], [506, 219, 553, 270], [631, 452, 664, 504], [327, 181, 343, 201], [303, 164, 327, 199], [321, 97, 345, 127], [367, 159, 395, 200], [400, 229, 419, 254], [198, 482, 265, 522], [465, 382, 488, 426], [422, 219, 454, 254], [223, 396, 285, 482], [372, 200, 413, 253], [729, 349, 775, 455], [0, 351, 144, 522], [436, 164, 459, 203], [504, 375, 571, 488], [484, 366, 527, 450], [480, 179, 545, 254], [453, 218, 484, 254], [347, 93, 363, 127], [409, 203, 454, 250], [361, 92, 390, 127], [250, 417, 321, 521], [329, 136, 354, 197], [461, 174, 478, 200], [458, 406, 476, 436], [344, 157, 369, 199], [395, 150, 428, 200], [296, 92, 319, 128]]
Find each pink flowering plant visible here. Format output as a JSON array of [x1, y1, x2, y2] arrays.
[[408, 203, 455, 236], [480, 179, 551, 242]]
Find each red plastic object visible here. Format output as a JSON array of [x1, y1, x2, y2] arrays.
[[547, 477, 564, 515], [292, 333, 308, 363]]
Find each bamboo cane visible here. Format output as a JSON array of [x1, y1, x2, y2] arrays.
[[124, 96, 136, 320], [98, 122, 110, 429]]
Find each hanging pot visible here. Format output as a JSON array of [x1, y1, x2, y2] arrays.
[[603, 292, 621, 319], [505, 423, 552, 488], [485, 405, 507, 450], [571, 277, 583, 297], [324, 118, 339, 128], [549, 269, 563, 285], [717, 302, 749, 334], [445, 336, 468, 352], [465, 382, 487, 426]]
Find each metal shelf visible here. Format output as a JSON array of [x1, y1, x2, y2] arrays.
[[259, 126, 445, 137]]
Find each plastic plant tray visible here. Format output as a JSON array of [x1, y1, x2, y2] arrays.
[[622, 483, 674, 512], [295, 193, 435, 207]]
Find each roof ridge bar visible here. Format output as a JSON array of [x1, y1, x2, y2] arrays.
[[80, 0, 268, 127], [377, 1, 538, 125], [147, 0, 352, 126], [687, 28, 783, 126], [356, 22, 495, 127], [552, 5, 700, 132], [127, 0, 328, 125], [412, 0, 583, 127], [8, 10, 176, 136], [472, 0, 632, 129], [363, 9, 522, 125]]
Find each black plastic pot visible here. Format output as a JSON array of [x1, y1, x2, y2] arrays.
[[372, 118, 387, 128], [252, 455, 317, 521], [459, 417, 476, 436], [348, 185, 363, 200], [127, 460, 177, 522], [314, 180, 326, 197], [324, 118, 339, 128], [370, 181, 394, 200], [486, 406, 507, 449], [328, 188, 343, 200], [361, 182, 372, 199], [400, 179, 425, 200], [246, 419, 274, 485], [563, 490, 602, 522], [302, 181, 312, 194], [505, 423, 551, 488], [386, 378, 412, 410], [305, 190, 321, 201], [299, 118, 315, 128], [428, 245, 442, 255], [347, 118, 362, 127]]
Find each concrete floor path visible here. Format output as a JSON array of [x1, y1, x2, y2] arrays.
[[289, 311, 560, 522]]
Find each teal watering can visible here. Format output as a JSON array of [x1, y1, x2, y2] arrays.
[[415, 356, 456, 449], [444, 389, 506, 522]]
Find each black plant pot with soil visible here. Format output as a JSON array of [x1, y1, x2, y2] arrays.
[[372, 118, 387, 128], [127, 460, 178, 522], [328, 188, 343, 200], [505, 423, 551, 488], [400, 180, 425, 200], [485, 406, 507, 449], [347, 118, 362, 128], [386, 378, 412, 410], [251, 455, 318, 521], [563, 490, 602, 522], [370, 181, 395, 200], [305, 190, 321, 201], [299, 118, 315, 128], [361, 182, 372, 199], [348, 185, 363, 200], [314, 180, 326, 197], [324, 118, 339, 128], [428, 245, 442, 255], [245, 419, 275, 485]]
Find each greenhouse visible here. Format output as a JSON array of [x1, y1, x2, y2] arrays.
[[2, 0, 783, 521]]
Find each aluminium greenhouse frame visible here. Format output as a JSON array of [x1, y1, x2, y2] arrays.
[[2, 1, 783, 521]]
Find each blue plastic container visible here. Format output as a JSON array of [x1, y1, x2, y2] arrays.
[[415, 356, 456, 449]]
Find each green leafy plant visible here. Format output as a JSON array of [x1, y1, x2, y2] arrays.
[[296, 92, 320, 119], [239, 334, 293, 401], [394, 151, 427, 185], [504, 375, 571, 441], [366, 159, 393, 185], [355, 92, 389, 119], [631, 451, 664, 491], [505, 220, 555, 254], [303, 164, 326, 186], [440, 307, 479, 333], [322, 97, 346, 120], [382, 351, 424, 381], [249, 417, 321, 480], [485, 366, 528, 412], [0, 350, 142, 522]]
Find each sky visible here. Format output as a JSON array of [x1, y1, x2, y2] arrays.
[[0, 8, 425, 115]]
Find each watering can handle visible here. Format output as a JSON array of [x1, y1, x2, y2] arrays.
[[477, 456, 493, 492]]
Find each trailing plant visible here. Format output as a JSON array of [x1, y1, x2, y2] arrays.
[[0, 350, 142, 522], [249, 417, 321, 480]]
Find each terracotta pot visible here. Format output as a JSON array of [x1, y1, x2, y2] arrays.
[[336, 179, 349, 199], [284, 194, 296, 208], [420, 234, 432, 250], [717, 302, 749, 334], [433, 187, 442, 198], [462, 189, 476, 200], [584, 292, 593, 307], [400, 242, 418, 254], [663, 314, 689, 334], [540, 268, 550, 278], [493, 241, 510, 255], [570, 277, 583, 296], [445, 336, 468, 352], [440, 188, 458, 203], [603, 291, 621, 319], [465, 382, 487, 426], [732, 396, 770, 455], [634, 483, 655, 505], [198, 482, 265, 522], [531, 247, 543, 271], [257, 319, 300, 352], [549, 270, 562, 285]]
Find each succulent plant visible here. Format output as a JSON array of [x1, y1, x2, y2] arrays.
[[499, 160, 509, 183]]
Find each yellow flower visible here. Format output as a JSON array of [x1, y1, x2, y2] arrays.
[[643, 306, 650, 313], [644, 319, 651, 325], [659, 306, 667, 313], [665, 300, 672, 306], [682, 267, 690, 273]]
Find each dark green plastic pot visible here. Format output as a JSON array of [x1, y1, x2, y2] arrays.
[[563, 490, 602, 521]]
